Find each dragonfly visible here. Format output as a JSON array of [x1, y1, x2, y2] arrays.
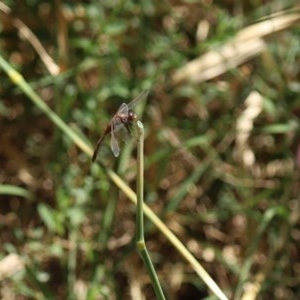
[[92, 90, 149, 162]]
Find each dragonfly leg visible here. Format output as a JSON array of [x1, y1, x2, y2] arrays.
[[124, 121, 133, 134]]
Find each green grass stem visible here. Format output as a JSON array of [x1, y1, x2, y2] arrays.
[[135, 120, 166, 299]]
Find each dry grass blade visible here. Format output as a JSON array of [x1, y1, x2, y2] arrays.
[[235, 10, 300, 41], [234, 91, 264, 168], [0, 1, 60, 75], [173, 9, 300, 84], [173, 38, 265, 84]]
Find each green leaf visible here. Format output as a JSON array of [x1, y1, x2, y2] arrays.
[[0, 184, 32, 199], [37, 204, 57, 233]]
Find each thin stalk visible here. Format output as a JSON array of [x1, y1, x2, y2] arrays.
[[136, 120, 166, 300], [136, 120, 145, 243]]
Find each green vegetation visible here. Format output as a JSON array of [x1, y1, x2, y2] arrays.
[[1, 1, 300, 299]]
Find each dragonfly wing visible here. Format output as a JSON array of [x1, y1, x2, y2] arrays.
[[112, 103, 128, 134], [127, 90, 149, 110], [116, 103, 128, 118], [110, 123, 120, 157]]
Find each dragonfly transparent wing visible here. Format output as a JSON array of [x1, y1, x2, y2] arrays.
[[111, 103, 128, 134], [127, 89, 149, 110], [110, 122, 120, 157]]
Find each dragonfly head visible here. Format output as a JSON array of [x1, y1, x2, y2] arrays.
[[128, 110, 137, 121]]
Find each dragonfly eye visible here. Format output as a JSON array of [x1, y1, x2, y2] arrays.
[[128, 110, 137, 120]]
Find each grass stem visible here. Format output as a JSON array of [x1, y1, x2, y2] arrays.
[[136, 120, 166, 300]]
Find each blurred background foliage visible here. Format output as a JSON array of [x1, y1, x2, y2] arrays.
[[1, 0, 300, 299]]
